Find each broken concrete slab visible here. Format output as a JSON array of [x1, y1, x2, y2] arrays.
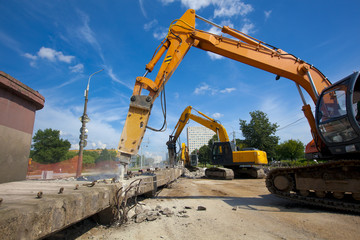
[[0, 168, 183, 240]]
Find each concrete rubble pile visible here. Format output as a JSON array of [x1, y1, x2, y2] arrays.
[[182, 167, 205, 179], [127, 203, 207, 224]]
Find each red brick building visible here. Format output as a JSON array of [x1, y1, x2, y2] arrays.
[[0, 71, 45, 183]]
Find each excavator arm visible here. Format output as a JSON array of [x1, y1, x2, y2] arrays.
[[117, 9, 333, 163], [168, 106, 229, 144], [166, 106, 230, 166]]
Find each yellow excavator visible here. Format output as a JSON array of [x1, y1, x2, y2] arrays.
[[117, 9, 360, 212], [179, 143, 199, 169], [180, 143, 190, 167], [167, 106, 267, 179]]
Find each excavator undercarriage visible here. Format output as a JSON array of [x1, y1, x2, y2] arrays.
[[266, 160, 360, 213], [205, 167, 234, 180], [204, 166, 266, 180]]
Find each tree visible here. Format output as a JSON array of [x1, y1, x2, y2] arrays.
[[276, 139, 304, 160], [83, 150, 100, 164], [191, 149, 199, 155], [198, 145, 211, 166], [239, 111, 279, 159], [235, 138, 247, 150], [95, 149, 116, 163], [31, 128, 71, 163]]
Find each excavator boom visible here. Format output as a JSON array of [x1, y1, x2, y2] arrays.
[[117, 9, 337, 162], [117, 9, 360, 212]]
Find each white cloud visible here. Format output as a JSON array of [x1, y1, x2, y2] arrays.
[[212, 112, 223, 118], [37, 47, 57, 61], [24, 47, 75, 66], [76, 11, 105, 62], [220, 87, 236, 93], [106, 67, 133, 90], [144, 19, 158, 31], [194, 83, 211, 95], [207, 52, 223, 60], [23, 53, 37, 60], [264, 10, 272, 21], [241, 22, 255, 35], [69, 63, 84, 73], [160, 0, 253, 18], [91, 141, 107, 149], [180, 0, 212, 10], [139, 0, 147, 18], [160, 0, 176, 5], [194, 83, 236, 95], [153, 27, 168, 40], [144, 19, 166, 40], [213, 1, 253, 18], [37, 47, 74, 63], [0, 31, 22, 54]]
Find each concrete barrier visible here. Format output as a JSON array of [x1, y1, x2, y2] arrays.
[[0, 168, 183, 240]]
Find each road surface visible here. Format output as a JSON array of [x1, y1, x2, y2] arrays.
[[53, 178, 360, 240]]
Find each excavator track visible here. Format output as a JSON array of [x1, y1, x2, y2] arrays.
[[266, 160, 360, 213], [205, 167, 234, 180]]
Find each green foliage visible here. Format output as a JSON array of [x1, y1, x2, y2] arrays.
[[84, 150, 100, 163], [198, 145, 211, 165], [235, 138, 247, 150], [95, 149, 116, 163], [207, 134, 218, 147], [239, 111, 279, 159], [31, 128, 71, 164], [82, 154, 95, 164], [191, 149, 199, 155], [276, 139, 305, 160], [62, 151, 78, 161]]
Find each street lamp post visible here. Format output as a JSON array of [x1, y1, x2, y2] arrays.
[[76, 69, 104, 178]]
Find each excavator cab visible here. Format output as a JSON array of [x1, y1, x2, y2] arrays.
[[211, 142, 233, 165], [316, 71, 360, 155]]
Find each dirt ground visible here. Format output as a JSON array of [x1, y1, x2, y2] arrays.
[[72, 177, 360, 240]]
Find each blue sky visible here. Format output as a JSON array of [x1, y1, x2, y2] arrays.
[[1, 0, 360, 160]]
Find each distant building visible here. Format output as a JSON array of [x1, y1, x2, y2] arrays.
[[187, 126, 214, 154]]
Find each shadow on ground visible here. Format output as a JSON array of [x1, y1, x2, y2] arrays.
[[156, 194, 353, 215]]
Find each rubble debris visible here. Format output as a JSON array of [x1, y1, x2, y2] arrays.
[[37, 191, 43, 199], [183, 167, 206, 179], [184, 206, 192, 209], [160, 207, 174, 217], [197, 206, 206, 211], [146, 212, 158, 221], [135, 205, 144, 215], [58, 187, 64, 194], [135, 213, 147, 223]]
